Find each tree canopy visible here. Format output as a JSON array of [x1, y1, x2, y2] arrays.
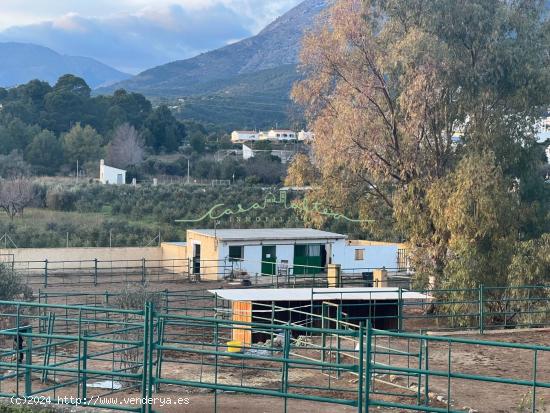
[[0, 76, 188, 175], [292, 0, 550, 286]]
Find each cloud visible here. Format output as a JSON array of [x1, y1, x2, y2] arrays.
[[0, 1, 304, 73], [0, 3, 263, 74], [52, 13, 89, 32]]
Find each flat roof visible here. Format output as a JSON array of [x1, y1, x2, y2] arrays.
[[209, 287, 430, 302], [189, 228, 346, 241]]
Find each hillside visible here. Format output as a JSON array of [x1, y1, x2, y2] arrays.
[[0, 42, 130, 89], [97, 0, 327, 129], [99, 0, 327, 102]]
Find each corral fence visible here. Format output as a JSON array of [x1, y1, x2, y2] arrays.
[[6, 259, 189, 287], [2, 258, 412, 288], [0, 300, 549, 412], [36, 285, 550, 334]]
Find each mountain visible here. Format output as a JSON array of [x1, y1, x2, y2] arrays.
[[99, 0, 327, 128], [102, 0, 326, 97], [0, 42, 130, 89]]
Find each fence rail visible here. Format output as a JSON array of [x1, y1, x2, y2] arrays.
[[2, 257, 413, 288], [35, 284, 550, 334], [3, 258, 189, 287]]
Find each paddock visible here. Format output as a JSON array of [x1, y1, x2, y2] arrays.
[[0, 276, 549, 412]]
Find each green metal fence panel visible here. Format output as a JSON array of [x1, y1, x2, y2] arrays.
[[0, 290, 549, 413]]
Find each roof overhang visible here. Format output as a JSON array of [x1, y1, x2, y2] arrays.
[[209, 287, 431, 302]]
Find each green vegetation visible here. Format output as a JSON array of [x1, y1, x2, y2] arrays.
[[129, 152, 287, 185], [162, 65, 302, 130], [0, 75, 185, 176], [0, 184, 373, 248], [0, 75, 296, 185], [0, 263, 32, 300], [293, 0, 550, 288]]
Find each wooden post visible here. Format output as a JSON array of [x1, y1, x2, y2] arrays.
[[373, 268, 388, 288], [327, 264, 341, 288]]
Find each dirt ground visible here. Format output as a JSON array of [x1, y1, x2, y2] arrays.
[[2, 280, 549, 413], [151, 392, 357, 413]]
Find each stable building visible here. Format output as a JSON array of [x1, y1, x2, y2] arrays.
[[211, 287, 430, 345], [186, 228, 406, 281]]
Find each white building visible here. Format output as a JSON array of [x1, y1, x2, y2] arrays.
[[186, 228, 406, 280], [263, 130, 297, 141], [242, 144, 255, 160], [99, 159, 126, 185], [232, 129, 303, 144], [537, 116, 550, 143], [242, 144, 295, 163], [298, 130, 315, 142], [231, 131, 259, 143]]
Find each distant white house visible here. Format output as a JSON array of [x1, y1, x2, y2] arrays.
[[231, 131, 259, 143], [242, 144, 295, 164], [232, 129, 302, 144], [537, 115, 550, 143], [99, 159, 126, 185], [263, 130, 296, 141], [298, 130, 315, 142], [242, 144, 255, 160]]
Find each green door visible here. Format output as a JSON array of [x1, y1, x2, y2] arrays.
[[261, 246, 277, 276], [294, 244, 323, 275]]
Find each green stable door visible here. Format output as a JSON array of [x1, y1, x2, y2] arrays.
[[261, 245, 277, 276], [293, 244, 325, 275]]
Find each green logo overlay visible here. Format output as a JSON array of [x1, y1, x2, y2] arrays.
[[176, 191, 372, 223]]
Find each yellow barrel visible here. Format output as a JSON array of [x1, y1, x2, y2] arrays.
[[226, 340, 242, 353]]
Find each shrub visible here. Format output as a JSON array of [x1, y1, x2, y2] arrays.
[[0, 264, 32, 301], [111, 285, 162, 381]]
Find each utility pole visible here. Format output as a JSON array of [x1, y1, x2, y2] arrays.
[[76, 160, 79, 184], [187, 159, 190, 184]]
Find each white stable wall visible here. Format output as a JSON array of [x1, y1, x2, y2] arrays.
[[340, 244, 399, 270]]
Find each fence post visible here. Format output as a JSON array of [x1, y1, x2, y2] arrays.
[[357, 322, 365, 413], [25, 326, 33, 397], [282, 323, 291, 413], [155, 317, 165, 393], [479, 284, 485, 334], [94, 259, 98, 286], [336, 305, 342, 379], [398, 287, 403, 332], [140, 302, 150, 413], [82, 331, 88, 402], [44, 259, 48, 288], [214, 319, 219, 413], [364, 320, 372, 413], [146, 302, 155, 413], [142, 258, 146, 285]]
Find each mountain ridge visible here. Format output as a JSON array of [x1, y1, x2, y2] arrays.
[[99, 0, 327, 97], [0, 42, 130, 89]]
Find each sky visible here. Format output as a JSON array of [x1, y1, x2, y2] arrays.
[[0, 0, 303, 74]]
